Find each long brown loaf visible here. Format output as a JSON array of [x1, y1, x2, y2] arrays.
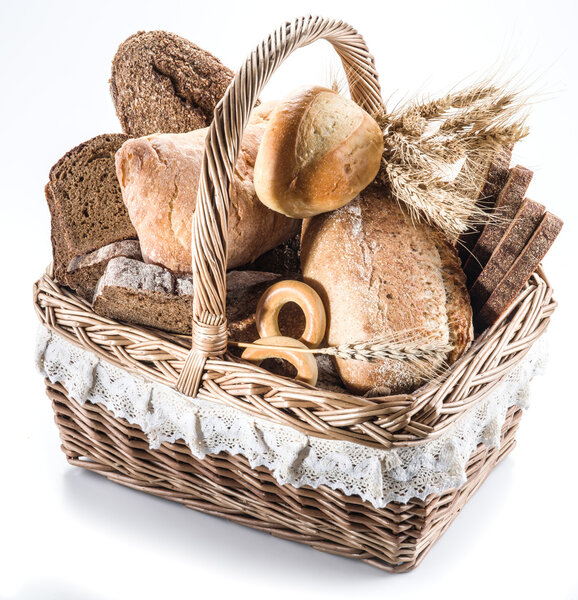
[[116, 102, 301, 273], [110, 31, 233, 136]]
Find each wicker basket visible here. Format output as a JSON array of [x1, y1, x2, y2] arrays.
[[34, 16, 557, 573]]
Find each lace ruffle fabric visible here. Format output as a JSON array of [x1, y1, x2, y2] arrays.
[[36, 326, 546, 508]]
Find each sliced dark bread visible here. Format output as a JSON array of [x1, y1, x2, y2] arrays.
[[477, 211, 563, 329], [47, 133, 137, 288], [92, 257, 288, 337], [457, 145, 513, 265], [469, 199, 545, 312], [110, 30, 233, 136], [463, 165, 533, 286]]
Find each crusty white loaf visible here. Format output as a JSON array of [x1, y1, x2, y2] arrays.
[[254, 86, 384, 218], [300, 185, 473, 395], [116, 101, 301, 274]]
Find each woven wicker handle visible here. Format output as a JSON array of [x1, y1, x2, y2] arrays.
[[177, 15, 385, 396]]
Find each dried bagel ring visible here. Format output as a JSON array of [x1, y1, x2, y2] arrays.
[[256, 280, 326, 348], [241, 335, 318, 386]]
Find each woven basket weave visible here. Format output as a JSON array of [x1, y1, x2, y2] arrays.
[[34, 16, 557, 572]]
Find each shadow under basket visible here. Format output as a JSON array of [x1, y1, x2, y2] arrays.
[[35, 17, 557, 573], [46, 378, 522, 572]]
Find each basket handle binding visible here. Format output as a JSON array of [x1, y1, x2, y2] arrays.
[[176, 15, 386, 397]]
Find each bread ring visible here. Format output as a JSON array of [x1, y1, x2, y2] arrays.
[[255, 280, 326, 348], [241, 336, 318, 386]]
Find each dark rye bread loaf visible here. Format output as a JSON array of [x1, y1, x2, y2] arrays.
[[92, 257, 291, 337], [110, 31, 233, 136], [47, 133, 137, 289]]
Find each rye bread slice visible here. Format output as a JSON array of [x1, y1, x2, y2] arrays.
[[469, 199, 545, 312], [110, 31, 233, 136], [47, 133, 137, 286], [457, 146, 513, 265], [463, 165, 533, 286], [92, 257, 285, 336], [476, 211, 563, 329]]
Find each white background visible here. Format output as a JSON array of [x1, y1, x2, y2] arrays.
[[1, 0, 577, 598]]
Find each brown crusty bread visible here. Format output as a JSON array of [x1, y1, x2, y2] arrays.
[[46, 133, 137, 288], [469, 199, 545, 312], [110, 30, 233, 136], [92, 257, 286, 337], [477, 211, 563, 329], [300, 184, 473, 395], [463, 165, 533, 286], [116, 102, 301, 273]]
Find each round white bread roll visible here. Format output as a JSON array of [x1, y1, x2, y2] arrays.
[[300, 185, 474, 396], [254, 86, 384, 218]]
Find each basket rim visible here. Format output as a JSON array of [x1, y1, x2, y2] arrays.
[[33, 264, 555, 449]]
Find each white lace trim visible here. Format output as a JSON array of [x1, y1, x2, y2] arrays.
[[36, 326, 547, 508]]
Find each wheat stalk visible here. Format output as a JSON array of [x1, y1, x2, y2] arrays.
[[378, 79, 530, 239], [230, 332, 452, 379]]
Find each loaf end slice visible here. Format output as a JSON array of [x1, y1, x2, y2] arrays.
[[110, 30, 233, 136]]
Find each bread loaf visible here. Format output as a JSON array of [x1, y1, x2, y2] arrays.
[[116, 102, 301, 273], [110, 31, 233, 136], [254, 86, 383, 218], [46, 133, 137, 291], [93, 257, 285, 337], [300, 185, 473, 395]]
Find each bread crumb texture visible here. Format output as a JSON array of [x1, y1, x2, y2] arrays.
[[301, 185, 473, 395]]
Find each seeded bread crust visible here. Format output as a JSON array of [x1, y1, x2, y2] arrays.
[[300, 185, 473, 395], [110, 30, 233, 137], [46, 133, 137, 289]]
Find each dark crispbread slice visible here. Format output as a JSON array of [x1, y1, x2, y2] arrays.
[[469, 199, 546, 312], [47, 133, 137, 287], [463, 165, 533, 286], [110, 31, 233, 136], [477, 211, 563, 329], [457, 146, 513, 265]]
